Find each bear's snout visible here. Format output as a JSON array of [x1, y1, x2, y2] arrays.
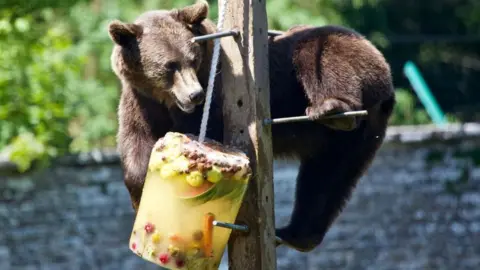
[[171, 68, 205, 110], [188, 90, 205, 105]]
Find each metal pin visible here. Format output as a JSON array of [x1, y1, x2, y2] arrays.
[[191, 29, 240, 43], [268, 30, 284, 37], [263, 110, 368, 125], [212, 220, 249, 232]]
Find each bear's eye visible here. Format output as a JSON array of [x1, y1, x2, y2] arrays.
[[165, 61, 180, 71], [187, 58, 200, 70]]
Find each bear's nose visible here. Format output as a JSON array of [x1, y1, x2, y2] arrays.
[[189, 91, 205, 104]]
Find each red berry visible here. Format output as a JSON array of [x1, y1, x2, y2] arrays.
[[144, 222, 155, 233], [159, 254, 170, 264], [176, 259, 185, 268], [131, 243, 137, 250]]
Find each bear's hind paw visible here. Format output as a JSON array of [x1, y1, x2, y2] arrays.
[[275, 229, 317, 252]]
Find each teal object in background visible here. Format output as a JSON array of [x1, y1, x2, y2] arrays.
[[403, 61, 447, 126]]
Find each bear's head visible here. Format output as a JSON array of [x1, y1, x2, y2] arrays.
[[108, 1, 215, 113]]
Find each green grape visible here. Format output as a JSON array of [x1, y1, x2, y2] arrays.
[[206, 166, 223, 183], [186, 171, 204, 187]]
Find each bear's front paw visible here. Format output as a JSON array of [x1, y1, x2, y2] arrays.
[[306, 98, 353, 119], [306, 98, 360, 131]]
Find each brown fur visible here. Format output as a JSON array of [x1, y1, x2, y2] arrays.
[[108, 1, 395, 252]]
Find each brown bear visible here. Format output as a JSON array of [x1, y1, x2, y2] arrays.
[[108, 0, 395, 253]]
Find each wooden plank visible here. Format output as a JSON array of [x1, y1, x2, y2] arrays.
[[218, 0, 277, 269]]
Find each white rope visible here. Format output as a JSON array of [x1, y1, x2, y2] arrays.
[[198, 0, 229, 143]]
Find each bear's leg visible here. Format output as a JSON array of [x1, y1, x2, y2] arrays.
[[276, 128, 384, 252], [306, 98, 361, 131], [275, 152, 347, 252], [119, 133, 157, 214]]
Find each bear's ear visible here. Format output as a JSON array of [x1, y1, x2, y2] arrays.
[[175, 0, 209, 25], [108, 20, 143, 46]]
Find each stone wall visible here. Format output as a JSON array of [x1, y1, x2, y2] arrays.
[[1, 123, 480, 270]]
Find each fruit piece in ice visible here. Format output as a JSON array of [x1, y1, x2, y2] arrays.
[[159, 165, 187, 183], [187, 241, 203, 257], [187, 246, 202, 257], [192, 230, 203, 241], [145, 245, 156, 258], [144, 222, 155, 234], [162, 144, 182, 160], [176, 258, 185, 268], [165, 133, 183, 146], [151, 232, 162, 244], [160, 133, 184, 159], [203, 213, 215, 257], [160, 164, 177, 178], [168, 233, 183, 243], [170, 155, 190, 172], [206, 166, 222, 183], [159, 253, 170, 264], [233, 165, 250, 182], [177, 180, 214, 197], [148, 153, 165, 172], [174, 181, 217, 206], [168, 244, 180, 257], [186, 170, 204, 187]]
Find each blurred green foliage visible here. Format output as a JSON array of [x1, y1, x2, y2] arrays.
[[0, 0, 479, 172], [388, 89, 430, 126]]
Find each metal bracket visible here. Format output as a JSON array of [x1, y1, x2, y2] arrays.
[[192, 29, 281, 43], [191, 29, 240, 43], [212, 220, 249, 233]]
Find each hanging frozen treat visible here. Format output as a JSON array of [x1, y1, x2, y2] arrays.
[[129, 132, 252, 269]]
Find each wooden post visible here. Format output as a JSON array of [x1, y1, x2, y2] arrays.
[[219, 0, 276, 269]]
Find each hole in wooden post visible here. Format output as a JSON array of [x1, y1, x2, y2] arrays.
[[237, 99, 243, 107], [240, 129, 244, 134]]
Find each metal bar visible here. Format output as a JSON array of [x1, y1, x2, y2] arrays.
[[263, 110, 368, 125], [191, 29, 239, 43], [212, 220, 249, 233], [267, 30, 284, 36]]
